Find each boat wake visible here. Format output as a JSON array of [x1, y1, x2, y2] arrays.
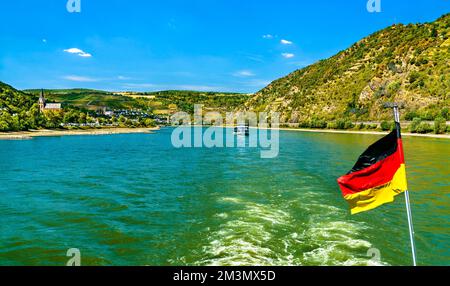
[[197, 196, 387, 266]]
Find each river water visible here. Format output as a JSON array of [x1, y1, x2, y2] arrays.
[[0, 128, 448, 265]]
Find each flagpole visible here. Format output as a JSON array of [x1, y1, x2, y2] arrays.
[[393, 103, 417, 266]]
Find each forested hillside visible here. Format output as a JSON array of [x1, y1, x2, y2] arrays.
[[0, 82, 42, 131]]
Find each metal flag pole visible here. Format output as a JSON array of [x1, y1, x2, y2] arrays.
[[393, 103, 417, 266]]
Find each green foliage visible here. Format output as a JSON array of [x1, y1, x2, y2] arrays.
[[310, 118, 327, 129], [333, 119, 354, 130], [3, 81, 252, 132], [44, 111, 63, 129], [298, 120, 311, 128], [405, 108, 447, 121], [25, 89, 139, 110], [409, 117, 434, 134], [405, 111, 419, 121], [151, 91, 249, 114], [142, 118, 156, 127], [78, 113, 87, 124], [416, 122, 433, 134], [387, 81, 401, 95], [441, 107, 449, 120], [25, 89, 250, 115], [327, 122, 338, 129], [408, 71, 426, 88], [434, 117, 447, 134], [0, 82, 40, 131], [125, 119, 133, 127], [421, 110, 438, 121], [0, 112, 12, 131], [356, 123, 365, 130], [63, 110, 80, 124], [380, 121, 394, 131], [431, 27, 438, 37], [367, 124, 378, 130], [409, 118, 422, 133]]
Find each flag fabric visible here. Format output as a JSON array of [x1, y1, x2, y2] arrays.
[[337, 129, 408, 214]]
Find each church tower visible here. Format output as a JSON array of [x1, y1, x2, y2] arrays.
[[38, 89, 46, 112]]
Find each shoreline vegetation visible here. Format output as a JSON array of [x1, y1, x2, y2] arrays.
[[0, 127, 160, 140], [274, 127, 450, 139], [248, 125, 449, 139], [1, 125, 448, 140]]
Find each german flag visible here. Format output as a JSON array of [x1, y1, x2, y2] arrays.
[[337, 128, 408, 214]]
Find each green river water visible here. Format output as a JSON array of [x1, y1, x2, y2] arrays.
[[0, 128, 448, 265]]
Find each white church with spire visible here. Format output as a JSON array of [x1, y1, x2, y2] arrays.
[[38, 89, 62, 113]]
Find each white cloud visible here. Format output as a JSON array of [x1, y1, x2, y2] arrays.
[[282, 53, 295, 59], [63, 75, 98, 82], [262, 34, 274, 39], [281, 39, 293, 45], [118, 76, 132, 80], [63, 48, 92, 58], [233, 70, 255, 77], [78, 53, 92, 58]]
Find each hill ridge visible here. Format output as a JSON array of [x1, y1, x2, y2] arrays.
[[245, 13, 450, 123]]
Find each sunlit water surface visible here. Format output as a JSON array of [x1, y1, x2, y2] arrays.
[[0, 128, 448, 265]]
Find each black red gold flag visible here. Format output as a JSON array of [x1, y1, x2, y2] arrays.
[[337, 129, 408, 214]]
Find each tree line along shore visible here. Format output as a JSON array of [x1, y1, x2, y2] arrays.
[[277, 118, 449, 135]]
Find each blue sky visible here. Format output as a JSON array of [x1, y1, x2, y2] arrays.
[[0, 0, 449, 93]]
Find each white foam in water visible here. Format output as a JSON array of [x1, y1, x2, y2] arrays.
[[300, 219, 388, 266], [221, 197, 244, 204], [199, 198, 297, 266], [214, 213, 229, 219], [199, 197, 386, 266]]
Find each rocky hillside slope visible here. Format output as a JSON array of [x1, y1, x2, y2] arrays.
[[245, 14, 450, 123]]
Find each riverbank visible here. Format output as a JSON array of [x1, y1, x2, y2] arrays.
[[1, 126, 448, 140], [275, 127, 450, 139], [219, 125, 449, 139], [0, 127, 160, 140]]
